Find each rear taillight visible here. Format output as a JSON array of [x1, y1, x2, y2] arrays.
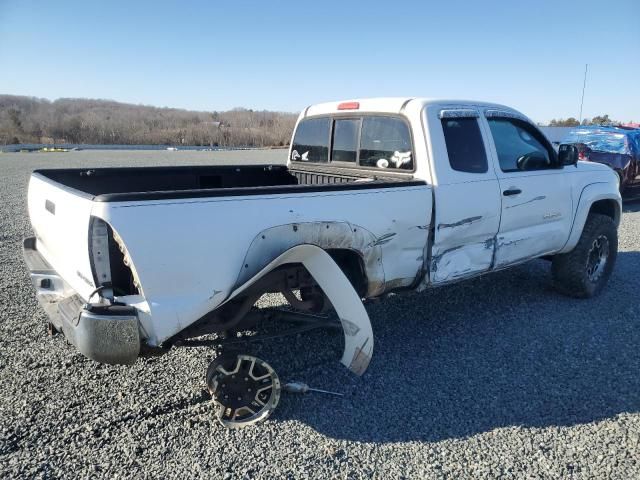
[[578, 152, 586, 160], [89, 217, 140, 299], [89, 217, 113, 299]]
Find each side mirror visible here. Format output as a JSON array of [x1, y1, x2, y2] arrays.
[[558, 144, 578, 167]]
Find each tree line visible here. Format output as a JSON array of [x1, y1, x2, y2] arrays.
[[0, 95, 298, 147], [548, 114, 621, 127], [3, 95, 630, 147]]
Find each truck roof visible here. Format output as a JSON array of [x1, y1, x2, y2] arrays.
[[303, 97, 519, 118]]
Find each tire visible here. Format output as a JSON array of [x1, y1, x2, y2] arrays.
[[552, 213, 617, 298]]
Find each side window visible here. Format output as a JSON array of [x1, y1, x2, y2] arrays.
[[487, 118, 557, 172], [332, 118, 359, 162], [359, 116, 413, 170], [441, 118, 488, 173], [291, 117, 330, 163]]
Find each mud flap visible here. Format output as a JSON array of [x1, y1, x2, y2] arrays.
[[224, 245, 374, 375]]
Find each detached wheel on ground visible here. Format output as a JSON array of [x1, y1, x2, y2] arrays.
[[552, 213, 617, 298], [206, 353, 281, 428]]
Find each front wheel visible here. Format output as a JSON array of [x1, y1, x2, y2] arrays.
[[551, 213, 618, 298]]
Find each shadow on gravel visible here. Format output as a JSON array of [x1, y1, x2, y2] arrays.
[[622, 185, 640, 207], [273, 252, 640, 443], [622, 198, 640, 213]]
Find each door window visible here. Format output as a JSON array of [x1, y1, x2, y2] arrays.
[[441, 118, 488, 173], [487, 118, 557, 172]]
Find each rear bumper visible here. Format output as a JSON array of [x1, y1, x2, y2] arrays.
[[22, 237, 140, 365]]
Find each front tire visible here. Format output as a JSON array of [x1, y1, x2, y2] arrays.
[[552, 213, 617, 298]]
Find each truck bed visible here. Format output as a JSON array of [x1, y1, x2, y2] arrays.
[[27, 160, 432, 350], [34, 164, 420, 202]]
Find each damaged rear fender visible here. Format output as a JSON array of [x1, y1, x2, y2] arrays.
[[235, 222, 386, 298], [223, 244, 374, 376]]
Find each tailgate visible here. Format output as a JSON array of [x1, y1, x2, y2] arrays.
[[27, 173, 96, 300]]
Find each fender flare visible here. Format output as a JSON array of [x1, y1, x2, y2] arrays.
[[223, 244, 374, 376], [235, 221, 386, 298], [559, 182, 622, 254]]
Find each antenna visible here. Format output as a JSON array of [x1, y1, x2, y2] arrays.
[[579, 64, 588, 123]]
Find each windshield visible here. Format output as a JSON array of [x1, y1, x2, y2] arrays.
[[562, 129, 630, 155]]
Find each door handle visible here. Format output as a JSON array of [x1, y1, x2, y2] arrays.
[[503, 188, 522, 196]]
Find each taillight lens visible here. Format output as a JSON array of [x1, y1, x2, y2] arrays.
[[89, 217, 113, 298], [337, 101, 360, 110], [88, 217, 140, 299]]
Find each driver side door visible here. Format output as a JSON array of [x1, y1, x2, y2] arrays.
[[482, 112, 573, 268]]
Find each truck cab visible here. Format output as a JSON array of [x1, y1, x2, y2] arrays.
[[288, 98, 621, 287]]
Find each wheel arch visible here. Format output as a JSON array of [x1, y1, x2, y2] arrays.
[[589, 198, 620, 224], [223, 244, 374, 375], [559, 182, 621, 254], [325, 248, 368, 298]]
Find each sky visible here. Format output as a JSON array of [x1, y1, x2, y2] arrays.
[[0, 0, 638, 123]]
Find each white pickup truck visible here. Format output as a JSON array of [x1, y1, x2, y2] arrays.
[[24, 98, 621, 425]]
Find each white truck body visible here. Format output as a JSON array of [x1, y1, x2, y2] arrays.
[[24, 98, 622, 374]]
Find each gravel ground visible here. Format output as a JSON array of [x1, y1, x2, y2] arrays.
[[1, 150, 639, 479]]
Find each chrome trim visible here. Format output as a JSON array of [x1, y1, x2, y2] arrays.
[[484, 109, 530, 122], [439, 109, 479, 119]]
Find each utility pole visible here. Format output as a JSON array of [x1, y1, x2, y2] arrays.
[[579, 64, 588, 123]]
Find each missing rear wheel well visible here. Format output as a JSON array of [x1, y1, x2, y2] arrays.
[[326, 249, 367, 297]]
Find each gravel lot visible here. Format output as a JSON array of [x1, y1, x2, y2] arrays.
[[1, 150, 639, 479]]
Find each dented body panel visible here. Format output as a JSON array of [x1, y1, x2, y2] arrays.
[[420, 103, 502, 285], [428, 180, 501, 284], [89, 184, 431, 346], [24, 97, 621, 370]]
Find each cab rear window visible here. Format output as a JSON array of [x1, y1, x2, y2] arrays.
[[332, 119, 359, 162], [290, 117, 330, 162], [360, 117, 412, 169], [291, 115, 413, 170]]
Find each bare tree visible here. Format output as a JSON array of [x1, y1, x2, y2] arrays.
[[0, 95, 298, 147]]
